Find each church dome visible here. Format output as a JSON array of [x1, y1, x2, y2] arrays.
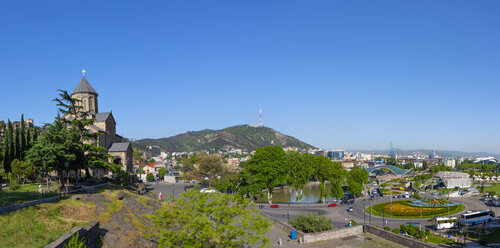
[[72, 76, 98, 96]]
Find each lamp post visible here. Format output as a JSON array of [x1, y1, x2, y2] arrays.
[[172, 184, 175, 200]]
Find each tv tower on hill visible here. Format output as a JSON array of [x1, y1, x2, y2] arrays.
[[259, 104, 263, 127]]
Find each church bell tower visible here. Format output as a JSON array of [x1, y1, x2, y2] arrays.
[[71, 69, 99, 114]]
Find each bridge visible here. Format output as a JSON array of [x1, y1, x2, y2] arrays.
[[366, 164, 411, 176]]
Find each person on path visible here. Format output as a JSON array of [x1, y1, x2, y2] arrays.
[[159, 192, 163, 201]]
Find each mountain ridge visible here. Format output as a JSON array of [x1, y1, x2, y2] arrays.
[[133, 125, 316, 153]]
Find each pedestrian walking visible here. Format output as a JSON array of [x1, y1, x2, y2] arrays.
[[159, 192, 163, 201]]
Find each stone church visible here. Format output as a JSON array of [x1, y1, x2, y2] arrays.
[[69, 71, 133, 173]]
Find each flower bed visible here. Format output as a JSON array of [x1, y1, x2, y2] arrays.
[[366, 200, 464, 218]]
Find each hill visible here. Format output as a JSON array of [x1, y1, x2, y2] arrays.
[[133, 125, 316, 153]]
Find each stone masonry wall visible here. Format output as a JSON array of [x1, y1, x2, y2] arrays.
[[44, 221, 100, 248], [364, 225, 440, 248], [301, 225, 363, 243]]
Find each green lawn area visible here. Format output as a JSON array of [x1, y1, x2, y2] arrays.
[[0, 197, 95, 248], [464, 227, 500, 244], [424, 233, 459, 245], [0, 183, 58, 207], [484, 183, 500, 195]]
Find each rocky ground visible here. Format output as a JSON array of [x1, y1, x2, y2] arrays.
[[78, 185, 161, 248]]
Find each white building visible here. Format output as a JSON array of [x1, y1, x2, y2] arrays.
[[444, 158, 456, 168], [436, 171, 471, 189], [414, 162, 423, 169]]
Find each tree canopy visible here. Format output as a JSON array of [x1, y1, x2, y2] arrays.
[[151, 190, 271, 248]]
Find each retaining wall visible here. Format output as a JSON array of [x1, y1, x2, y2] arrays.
[[364, 225, 440, 248], [0, 195, 61, 215], [44, 221, 100, 248], [301, 225, 363, 243]]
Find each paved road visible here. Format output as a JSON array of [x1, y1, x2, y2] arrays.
[[261, 193, 499, 230], [147, 182, 498, 231]]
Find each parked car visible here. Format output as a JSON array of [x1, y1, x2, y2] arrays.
[[347, 206, 354, 212], [270, 204, 279, 208], [328, 203, 337, 207], [200, 188, 216, 193]]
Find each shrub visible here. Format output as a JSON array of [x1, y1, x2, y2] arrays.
[[289, 212, 332, 233], [417, 230, 425, 239], [8, 172, 20, 190], [384, 226, 391, 231], [65, 232, 86, 248], [425, 228, 430, 235], [392, 228, 400, 234], [146, 173, 155, 182], [407, 226, 418, 236]]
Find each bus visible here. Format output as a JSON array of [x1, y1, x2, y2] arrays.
[[434, 217, 459, 230], [460, 210, 495, 226]]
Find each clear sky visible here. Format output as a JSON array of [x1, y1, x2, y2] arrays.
[[0, 1, 499, 154]]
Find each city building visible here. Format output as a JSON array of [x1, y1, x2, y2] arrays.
[[443, 158, 456, 168], [327, 150, 344, 160], [436, 171, 471, 189]]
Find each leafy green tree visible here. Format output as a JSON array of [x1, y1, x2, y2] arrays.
[[285, 151, 312, 203], [151, 190, 271, 248], [312, 155, 340, 203], [146, 173, 155, 182], [26, 115, 83, 191], [158, 167, 167, 178], [137, 167, 145, 175], [233, 169, 263, 199], [246, 146, 287, 204], [346, 178, 363, 197], [330, 182, 344, 199], [10, 159, 32, 184], [197, 153, 223, 186]]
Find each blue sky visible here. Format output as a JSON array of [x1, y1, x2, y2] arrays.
[[0, 1, 499, 154]]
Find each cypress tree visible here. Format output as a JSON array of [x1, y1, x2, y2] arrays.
[[4, 120, 13, 172], [0, 122, 4, 168], [26, 128, 31, 150], [20, 114, 26, 159], [15, 128, 20, 160], [33, 127, 38, 142]]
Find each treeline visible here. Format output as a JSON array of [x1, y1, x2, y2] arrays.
[[185, 146, 369, 204], [0, 115, 38, 173]]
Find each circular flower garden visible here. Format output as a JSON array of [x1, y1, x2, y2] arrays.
[[365, 199, 465, 219]]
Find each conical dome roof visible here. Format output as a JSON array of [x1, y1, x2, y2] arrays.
[[72, 76, 98, 95]]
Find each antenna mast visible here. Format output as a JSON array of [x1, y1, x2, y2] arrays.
[[259, 104, 263, 127]]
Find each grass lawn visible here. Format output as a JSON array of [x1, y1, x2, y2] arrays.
[[0, 197, 95, 248], [484, 183, 500, 195], [424, 233, 459, 245], [0, 183, 59, 207]]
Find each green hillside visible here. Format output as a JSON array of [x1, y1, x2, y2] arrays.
[[133, 125, 316, 153]]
